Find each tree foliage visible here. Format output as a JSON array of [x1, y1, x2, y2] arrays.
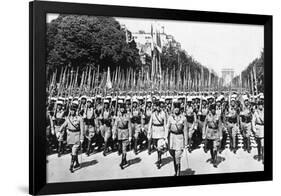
[[46, 15, 141, 80]]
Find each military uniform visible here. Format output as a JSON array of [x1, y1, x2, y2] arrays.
[[198, 103, 208, 152], [185, 104, 197, 152], [240, 103, 252, 152], [99, 103, 113, 156], [52, 103, 66, 157], [59, 108, 84, 173], [83, 100, 96, 156], [166, 112, 188, 176], [226, 104, 239, 153], [148, 108, 167, 169], [112, 110, 132, 169], [131, 105, 143, 154], [203, 108, 222, 167], [252, 105, 264, 162]]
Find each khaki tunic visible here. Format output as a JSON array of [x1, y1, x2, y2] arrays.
[[204, 113, 222, 140], [84, 107, 95, 139], [240, 106, 252, 137], [252, 109, 264, 138], [166, 114, 188, 150], [148, 110, 166, 139], [185, 106, 196, 138], [59, 115, 83, 145], [113, 114, 132, 140]]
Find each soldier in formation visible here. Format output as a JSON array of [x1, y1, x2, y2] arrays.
[[46, 91, 265, 174]]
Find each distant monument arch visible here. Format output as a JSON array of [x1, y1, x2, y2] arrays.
[[221, 68, 234, 87]]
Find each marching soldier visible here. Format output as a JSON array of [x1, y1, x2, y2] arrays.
[[144, 97, 153, 155], [240, 95, 252, 153], [99, 99, 113, 156], [83, 98, 96, 156], [226, 96, 239, 153], [78, 95, 87, 152], [59, 103, 84, 173], [148, 100, 167, 169], [197, 96, 209, 153], [252, 94, 264, 163], [51, 99, 66, 157], [165, 100, 188, 176], [112, 103, 132, 169], [203, 104, 222, 168], [131, 97, 143, 155], [215, 96, 227, 152], [185, 96, 197, 152]]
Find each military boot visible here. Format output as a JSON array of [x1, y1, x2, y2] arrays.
[[120, 154, 125, 169], [213, 151, 218, 168], [103, 141, 108, 156], [134, 138, 138, 155], [157, 151, 162, 169], [69, 155, 74, 173], [247, 137, 251, 153], [86, 140, 91, 156], [173, 159, 177, 176], [147, 139, 152, 155], [73, 155, 80, 169], [57, 141, 62, 157], [176, 164, 181, 176]]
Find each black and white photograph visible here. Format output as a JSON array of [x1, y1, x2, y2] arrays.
[[45, 13, 265, 183]]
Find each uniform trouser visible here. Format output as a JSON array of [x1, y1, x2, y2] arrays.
[[206, 139, 220, 162], [69, 144, 80, 155], [132, 123, 141, 152], [256, 137, 264, 160], [85, 125, 95, 153], [144, 124, 152, 152], [119, 139, 130, 166], [187, 122, 194, 148], [54, 125, 65, 154], [169, 149, 183, 175], [54, 125, 65, 142], [241, 122, 252, 150], [100, 124, 112, 153], [227, 122, 238, 149], [169, 149, 183, 165]]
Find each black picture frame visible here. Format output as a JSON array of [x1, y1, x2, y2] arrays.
[[29, 1, 273, 195]]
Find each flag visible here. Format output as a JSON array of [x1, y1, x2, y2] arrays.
[[106, 67, 112, 89]]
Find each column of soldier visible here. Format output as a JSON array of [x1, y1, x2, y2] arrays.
[[46, 91, 264, 175]]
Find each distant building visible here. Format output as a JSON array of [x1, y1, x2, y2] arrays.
[[121, 25, 181, 64], [221, 68, 234, 86]]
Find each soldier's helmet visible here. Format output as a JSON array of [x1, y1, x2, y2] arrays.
[[56, 100, 63, 106]]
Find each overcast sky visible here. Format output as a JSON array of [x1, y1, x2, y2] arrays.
[[47, 14, 263, 76]]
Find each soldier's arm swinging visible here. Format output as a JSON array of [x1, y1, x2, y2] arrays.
[[58, 118, 68, 133], [112, 117, 118, 140], [202, 116, 207, 139], [128, 117, 132, 142], [79, 117, 84, 142], [147, 113, 153, 138], [183, 118, 188, 147], [164, 117, 170, 142]]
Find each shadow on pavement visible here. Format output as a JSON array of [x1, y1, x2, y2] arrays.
[[128, 157, 142, 166], [161, 156, 173, 167], [206, 156, 225, 166], [80, 159, 98, 169], [180, 168, 195, 176]]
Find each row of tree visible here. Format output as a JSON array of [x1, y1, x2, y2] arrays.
[[46, 15, 220, 96], [232, 50, 264, 94]]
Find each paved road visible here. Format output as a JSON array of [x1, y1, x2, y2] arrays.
[[47, 142, 263, 183]]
